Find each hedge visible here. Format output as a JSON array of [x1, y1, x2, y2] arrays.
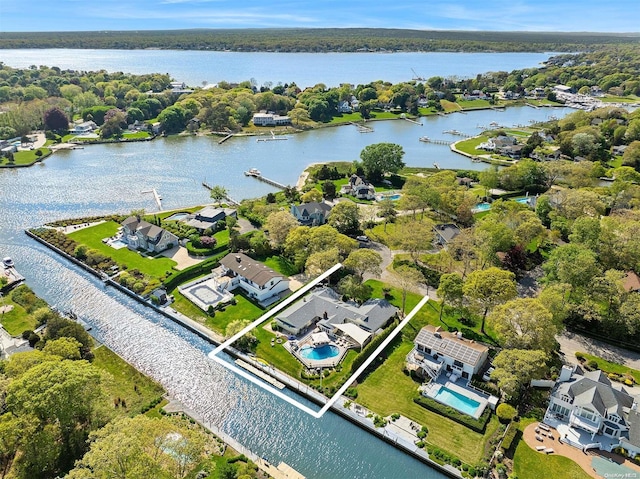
[[350, 319, 399, 375], [414, 395, 491, 433], [500, 424, 521, 457], [185, 241, 228, 257], [163, 250, 229, 291]]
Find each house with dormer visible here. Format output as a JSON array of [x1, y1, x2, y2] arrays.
[[219, 252, 289, 305], [121, 216, 178, 253], [545, 365, 640, 454], [291, 202, 332, 226], [340, 174, 376, 200]]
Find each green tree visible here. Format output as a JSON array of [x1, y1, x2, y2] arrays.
[[491, 349, 548, 399], [301, 188, 323, 203], [264, 210, 299, 250], [225, 320, 256, 352], [41, 337, 83, 360], [543, 243, 600, 295], [322, 180, 337, 199], [305, 248, 341, 276], [338, 275, 373, 304], [378, 198, 397, 232], [463, 267, 517, 333], [359, 143, 405, 183], [209, 185, 228, 203], [343, 248, 382, 280], [392, 265, 425, 314], [328, 200, 360, 236], [488, 298, 558, 353], [436, 272, 464, 324]]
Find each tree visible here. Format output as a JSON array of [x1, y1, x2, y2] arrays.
[[543, 243, 600, 295], [305, 248, 340, 276], [100, 108, 126, 138], [488, 298, 558, 353], [436, 272, 464, 324], [301, 188, 323, 203], [392, 265, 425, 314], [264, 211, 298, 250], [463, 267, 517, 333], [209, 185, 228, 203], [225, 320, 256, 352], [328, 201, 360, 236], [338, 275, 373, 304], [343, 248, 382, 280], [378, 198, 397, 232], [322, 180, 337, 199], [395, 219, 435, 263], [359, 143, 405, 183], [491, 349, 548, 399], [42, 337, 83, 360], [66, 416, 207, 479], [43, 106, 69, 131]]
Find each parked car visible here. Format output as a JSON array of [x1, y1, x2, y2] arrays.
[[356, 235, 369, 242], [482, 366, 495, 382]]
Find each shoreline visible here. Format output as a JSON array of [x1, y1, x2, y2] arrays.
[[24, 226, 463, 478]]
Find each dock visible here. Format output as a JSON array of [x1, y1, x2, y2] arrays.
[[419, 137, 450, 146], [350, 122, 374, 133], [443, 130, 471, 137], [244, 170, 287, 190], [218, 134, 234, 144], [235, 359, 285, 390], [402, 116, 422, 126], [257, 131, 288, 142], [1, 266, 25, 290], [202, 181, 240, 206], [141, 188, 162, 210]]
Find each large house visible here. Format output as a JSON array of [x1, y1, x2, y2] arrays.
[[121, 216, 178, 253], [219, 253, 289, 305], [71, 121, 97, 135], [545, 365, 640, 456], [183, 206, 237, 232], [407, 325, 489, 381], [433, 223, 461, 247], [291, 202, 332, 226], [274, 288, 398, 348], [252, 111, 291, 126], [340, 175, 376, 200]]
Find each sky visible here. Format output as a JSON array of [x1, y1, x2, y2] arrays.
[[0, 0, 639, 33]]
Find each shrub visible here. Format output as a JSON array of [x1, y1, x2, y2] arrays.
[[496, 403, 517, 423], [587, 359, 598, 370], [575, 351, 585, 361], [414, 396, 491, 433], [500, 425, 521, 456], [373, 415, 387, 428], [345, 388, 358, 399]]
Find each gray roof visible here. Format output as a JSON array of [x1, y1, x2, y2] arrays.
[[122, 216, 166, 242], [276, 288, 397, 333], [627, 410, 640, 447], [219, 253, 282, 287], [433, 224, 461, 244], [296, 202, 332, 217], [555, 369, 635, 420], [414, 325, 488, 367]]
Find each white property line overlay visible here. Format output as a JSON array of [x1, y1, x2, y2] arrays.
[[208, 264, 429, 418]]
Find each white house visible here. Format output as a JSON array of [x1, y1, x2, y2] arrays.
[[338, 101, 352, 113], [219, 253, 289, 305], [407, 325, 489, 382], [252, 111, 291, 126], [290, 202, 332, 226], [545, 365, 640, 455], [71, 121, 97, 135], [340, 175, 376, 200], [121, 216, 178, 253]]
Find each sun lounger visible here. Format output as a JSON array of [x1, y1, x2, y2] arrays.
[[539, 423, 551, 432], [544, 448, 554, 454], [535, 427, 540, 433], [535, 435, 543, 442], [536, 446, 546, 451]]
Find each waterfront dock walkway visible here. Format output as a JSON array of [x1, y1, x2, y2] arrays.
[[244, 171, 287, 190], [235, 359, 285, 389], [202, 181, 240, 206]]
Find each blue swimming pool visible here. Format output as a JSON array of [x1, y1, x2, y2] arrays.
[[473, 202, 491, 212], [164, 212, 190, 221], [433, 386, 481, 417], [376, 193, 402, 201], [300, 344, 340, 360]]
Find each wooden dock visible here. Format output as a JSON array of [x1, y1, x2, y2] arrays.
[[141, 188, 162, 210], [350, 122, 374, 133], [235, 359, 285, 390], [419, 137, 450, 146], [244, 171, 287, 190], [402, 116, 422, 126], [218, 134, 234, 144], [202, 181, 240, 206]]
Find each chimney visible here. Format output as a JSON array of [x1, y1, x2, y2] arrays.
[[235, 255, 241, 263]]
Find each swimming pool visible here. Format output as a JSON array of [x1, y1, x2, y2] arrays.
[[300, 344, 340, 360], [433, 386, 481, 417], [376, 193, 402, 201], [472, 202, 491, 212], [515, 197, 531, 205], [164, 212, 190, 221]]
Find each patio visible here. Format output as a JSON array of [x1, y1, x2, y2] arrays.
[[178, 274, 234, 312], [418, 374, 495, 420]]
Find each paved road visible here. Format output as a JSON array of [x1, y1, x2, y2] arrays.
[[557, 330, 640, 370]]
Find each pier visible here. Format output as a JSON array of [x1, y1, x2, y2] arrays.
[[443, 130, 472, 138], [244, 169, 287, 190], [141, 188, 162, 210], [202, 181, 240, 206], [419, 137, 451, 146], [350, 122, 374, 133], [218, 133, 234, 144], [235, 359, 285, 390], [257, 131, 288, 142], [402, 116, 422, 126]]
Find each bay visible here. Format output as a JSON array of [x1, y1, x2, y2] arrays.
[[0, 49, 556, 87]]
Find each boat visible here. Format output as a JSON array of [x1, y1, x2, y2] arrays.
[[244, 168, 261, 177], [433, 163, 440, 169], [3, 257, 14, 268], [419, 136, 430, 142]]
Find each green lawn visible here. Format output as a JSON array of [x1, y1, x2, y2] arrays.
[[204, 292, 265, 335], [122, 131, 151, 139], [1, 148, 51, 166], [512, 419, 591, 479], [576, 351, 640, 384], [92, 345, 165, 416], [457, 99, 492, 109], [454, 136, 488, 156], [0, 296, 36, 336], [262, 255, 299, 276], [171, 289, 210, 323], [67, 221, 177, 278]]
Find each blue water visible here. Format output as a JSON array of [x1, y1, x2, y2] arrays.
[[473, 202, 492, 212], [433, 387, 481, 417], [300, 344, 340, 360]]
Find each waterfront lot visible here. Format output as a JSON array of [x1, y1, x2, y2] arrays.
[[67, 221, 177, 278]]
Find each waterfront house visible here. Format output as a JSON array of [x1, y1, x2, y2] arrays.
[[340, 175, 376, 200], [338, 101, 352, 113], [184, 206, 237, 232], [544, 365, 640, 455], [219, 252, 289, 305], [274, 287, 398, 348], [407, 326, 489, 381], [71, 121, 97, 135], [291, 202, 332, 226], [433, 223, 461, 247], [121, 216, 178, 253], [252, 111, 291, 126]]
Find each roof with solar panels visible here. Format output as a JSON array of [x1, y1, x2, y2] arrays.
[[414, 325, 488, 367]]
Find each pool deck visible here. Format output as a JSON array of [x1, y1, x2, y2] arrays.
[[420, 377, 491, 420]]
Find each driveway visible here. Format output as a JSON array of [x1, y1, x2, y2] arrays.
[[159, 245, 204, 271], [557, 331, 640, 371]]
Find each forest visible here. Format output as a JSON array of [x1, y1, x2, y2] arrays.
[[1, 28, 639, 52]]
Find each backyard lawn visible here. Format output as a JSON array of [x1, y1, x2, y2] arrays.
[[2, 147, 52, 166], [512, 419, 591, 479], [67, 221, 177, 278], [92, 345, 165, 416], [204, 292, 265, 335], [0, 295, 36, 336]]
